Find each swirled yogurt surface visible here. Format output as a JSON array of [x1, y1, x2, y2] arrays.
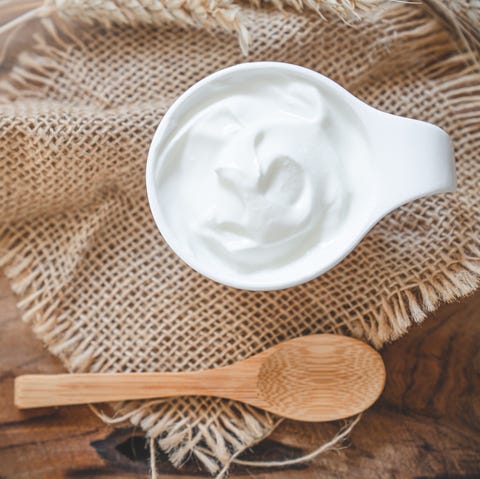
[[149, 66, 373, 287]]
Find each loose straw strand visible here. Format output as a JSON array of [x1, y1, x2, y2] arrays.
[[88, 400, 166, 425], [0, 6, 46, 36], [150, 437, 158, 479], [233, 414, 362, 468], [215, 417, 284, 479], [0, 0, 42, 12]]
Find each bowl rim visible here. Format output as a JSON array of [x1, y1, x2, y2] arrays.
[[145, 61, 373, 291]]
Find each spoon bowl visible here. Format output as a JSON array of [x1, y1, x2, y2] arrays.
[[15, 334, 386, 421]]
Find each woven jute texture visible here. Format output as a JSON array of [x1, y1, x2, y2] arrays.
[[1, 1, 479, 475]]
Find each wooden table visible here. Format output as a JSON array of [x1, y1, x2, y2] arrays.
[[1, 4, 479, 477], [1, 273, 479, 478]]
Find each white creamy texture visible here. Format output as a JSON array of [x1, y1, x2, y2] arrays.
[[154, 73, 372, 277]]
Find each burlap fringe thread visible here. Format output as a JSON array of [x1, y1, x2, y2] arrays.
[[88, 403, 362, 478], [1, 1, 480, 477]]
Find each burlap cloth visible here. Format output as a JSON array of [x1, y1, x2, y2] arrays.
[[1, 0, 479, 476]]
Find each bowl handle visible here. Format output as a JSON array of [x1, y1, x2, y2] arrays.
[[367, 110, 456, 220]]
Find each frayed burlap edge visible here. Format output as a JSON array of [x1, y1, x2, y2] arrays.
[[1, 3, 480, 477]]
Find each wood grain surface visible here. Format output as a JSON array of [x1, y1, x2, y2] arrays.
[[1, 273, 479, 479], [1, 5, 479, 477]]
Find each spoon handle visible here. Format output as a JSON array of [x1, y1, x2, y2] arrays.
[[14, 367, 260, 409]]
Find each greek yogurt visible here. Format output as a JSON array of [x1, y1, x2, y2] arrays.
[[148, 64, 375, 288]]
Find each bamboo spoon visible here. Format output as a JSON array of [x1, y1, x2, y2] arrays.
[[14, 334, 386, 421]]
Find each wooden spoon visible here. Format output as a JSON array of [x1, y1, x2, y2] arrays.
[[14, 334, 385, 421]]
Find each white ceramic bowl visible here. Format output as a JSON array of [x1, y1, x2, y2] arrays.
[[146, 62, 455, 291]]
